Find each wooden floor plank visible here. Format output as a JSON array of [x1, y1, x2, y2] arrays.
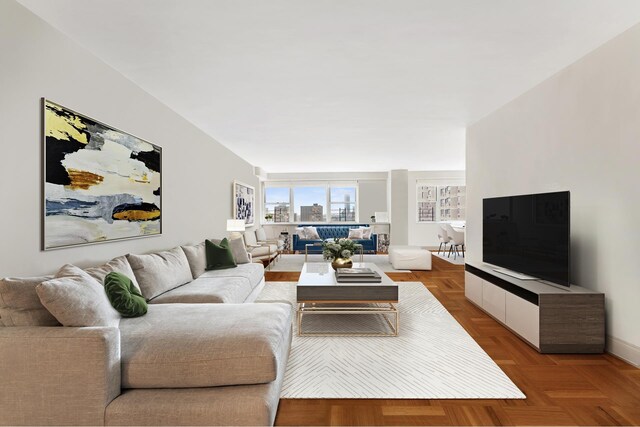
[[267, 255, 640, 426]]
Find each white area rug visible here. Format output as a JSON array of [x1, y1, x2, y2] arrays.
[[269, 254, 410, 272], [433, 251, 466, 265], [258, 282, 525, 399]]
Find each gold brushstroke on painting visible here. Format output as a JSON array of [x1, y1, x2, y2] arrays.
[[66, 168, 104, 190], [113, 209, 161, 221]]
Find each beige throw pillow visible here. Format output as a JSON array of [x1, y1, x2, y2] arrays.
[[181, 242, 206, 279], [36, 264, 120, 327], [211, 237, 250, 264], [127, 247, 193, 300], [348, 228, 364, 239], [85, 255, 142, 292], [304, 226, 321, 240]]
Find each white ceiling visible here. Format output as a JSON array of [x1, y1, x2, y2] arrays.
[[18, 0, 640, 173]]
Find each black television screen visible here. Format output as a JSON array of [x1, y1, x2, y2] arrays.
[[483, 191, 570, 286]]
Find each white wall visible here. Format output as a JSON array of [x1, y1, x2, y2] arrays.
[[358, 180, 388, 223], [407, 170, 465, 247], [467, 23, 640, 365], [389, 170, 409, 245], [0, 0, 258, 277]]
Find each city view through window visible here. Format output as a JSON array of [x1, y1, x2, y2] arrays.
[[330, 187, 356, 221], [264, 185, 357, 223]]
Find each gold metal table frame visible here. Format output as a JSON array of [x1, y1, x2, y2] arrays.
[[296, 301, 399, 337]]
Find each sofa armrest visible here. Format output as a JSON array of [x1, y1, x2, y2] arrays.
[[0, 326, 121, 426], [372, 233, 378, 251]]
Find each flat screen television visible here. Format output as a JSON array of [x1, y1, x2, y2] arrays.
[[483, 191, 570, 287]]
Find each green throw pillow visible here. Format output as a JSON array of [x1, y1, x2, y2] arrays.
[[206, 238, 237, 270], [104, 272, 148, 318]]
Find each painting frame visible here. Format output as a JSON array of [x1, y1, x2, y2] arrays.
[[233, 180, 255, 227], [42, 98, 162, 250]]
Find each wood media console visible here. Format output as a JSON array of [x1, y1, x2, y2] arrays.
[[465, 263, 605, 353]]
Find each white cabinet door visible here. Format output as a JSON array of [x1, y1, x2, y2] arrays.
[[506, 292, 540, 348], [465, 272, 483, 306], [482, 281, 506, 323]]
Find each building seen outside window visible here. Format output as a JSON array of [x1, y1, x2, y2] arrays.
[[263, 183, 357, 223]]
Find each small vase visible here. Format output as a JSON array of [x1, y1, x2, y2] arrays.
[[331, 257, 353, 270]]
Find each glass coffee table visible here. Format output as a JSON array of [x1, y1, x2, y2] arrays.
[[296, 262, 399, 337]]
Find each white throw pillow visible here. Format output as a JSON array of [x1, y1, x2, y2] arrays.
[[304, 226, 321, 240], [295, 227, 307, 239], [347, 228, 364, 239], [36, 264, 120, 327], [359, 226, 373, 239]]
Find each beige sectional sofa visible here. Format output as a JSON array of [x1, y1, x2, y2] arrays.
[[0, 241, 292, 426]]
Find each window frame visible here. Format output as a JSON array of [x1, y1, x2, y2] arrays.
[[262, 181, 359, 224], [263, 186, 291, 223]]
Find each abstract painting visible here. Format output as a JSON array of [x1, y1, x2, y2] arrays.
[[43, 99, 161, 249], [233, 180, 255, 226]]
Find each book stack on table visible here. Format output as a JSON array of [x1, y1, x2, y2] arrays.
[[335, 267, 382, 283]]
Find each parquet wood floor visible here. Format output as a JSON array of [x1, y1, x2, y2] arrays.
[[265, 255, 640, 426]]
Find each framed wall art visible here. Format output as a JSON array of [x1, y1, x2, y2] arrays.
[[233, 180, 255, 226], [43, 99, 162, 250]]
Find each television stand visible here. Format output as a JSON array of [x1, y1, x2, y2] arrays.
[[491, 266, 537, 281], [465, 263, 605, 354]]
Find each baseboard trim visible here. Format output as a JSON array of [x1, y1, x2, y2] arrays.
[[606, 335, 640, 367]]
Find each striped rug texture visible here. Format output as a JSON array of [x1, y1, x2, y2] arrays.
[[258, 282, 525, 399]]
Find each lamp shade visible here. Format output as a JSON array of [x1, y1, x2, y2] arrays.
[[226, 219, 246, 232]]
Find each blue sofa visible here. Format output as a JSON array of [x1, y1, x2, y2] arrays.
[[293, 224, 378, 254]]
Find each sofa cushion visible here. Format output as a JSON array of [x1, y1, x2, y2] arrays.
[[255, 228, 268, 242], [36, 264, 120, 327], [104, 272, 148, 318], [200, 262, 264, 287], [243, 230, 258, 246], [181, 241, 206, 279], [205, 239, 237, 271], [118, 303, 292, 388], [0, 275, 59, 326], [247, 244, 277, 260], [85, 255, 142, 293], [127, 247, 193, 300], [149, 263, 264, 304]]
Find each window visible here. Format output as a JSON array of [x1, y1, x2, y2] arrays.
[[264, 187, 290, 222], [415, 182, 466, 222], [293, 186, 326, 222], [263, 181, 359, 223], [330, 186, 357, 222]]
